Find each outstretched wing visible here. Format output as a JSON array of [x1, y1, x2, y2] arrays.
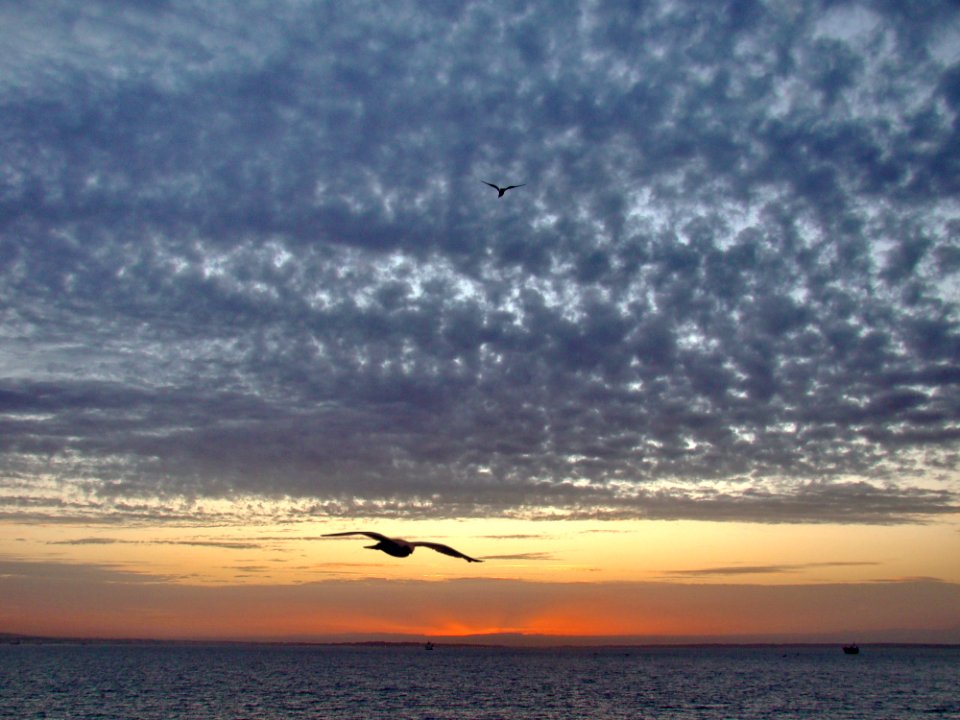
[[503, 184, 526, 191], [323, 531, 391, 542], [482, 181, 501, 191], [413, 541, 483, 563]]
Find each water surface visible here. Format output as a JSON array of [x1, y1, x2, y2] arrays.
[[2, 643, 958, 719]]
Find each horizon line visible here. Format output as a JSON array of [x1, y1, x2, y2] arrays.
[[4, 630, 959, 650]]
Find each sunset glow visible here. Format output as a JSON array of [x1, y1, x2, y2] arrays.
[[3, 516, 958, 642]]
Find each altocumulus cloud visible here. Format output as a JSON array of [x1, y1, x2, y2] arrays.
[[1, 1, 959, 525]]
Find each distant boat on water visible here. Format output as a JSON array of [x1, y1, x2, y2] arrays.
[[425, 641, 435, 651], [842, 644, 860, 655]]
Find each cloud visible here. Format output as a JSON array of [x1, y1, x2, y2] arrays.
[[872, 575, 947, 584], [482, 552, 557, 562], [47, 538, 262, 550], [1, 1, 959, 525], [0, 558, 176, 584], [663, 561, 881, 578]]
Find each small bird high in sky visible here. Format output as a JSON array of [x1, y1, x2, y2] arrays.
[[482, 181, 525, 197], [323, 531, 483, 562]]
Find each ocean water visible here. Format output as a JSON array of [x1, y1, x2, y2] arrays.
[[1, 643, 958, 719]]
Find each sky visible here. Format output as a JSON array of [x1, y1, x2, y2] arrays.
[[1, 0, 959, 644]]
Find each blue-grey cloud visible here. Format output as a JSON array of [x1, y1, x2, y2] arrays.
[[47, 537, 262, 550], [0, 558, 177, 584], [663, 560, 881, 578], [481, 552, 557, 562], [1, 1, 959, 524]]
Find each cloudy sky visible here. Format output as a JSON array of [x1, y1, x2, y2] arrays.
[[1, 0, 959, 642]]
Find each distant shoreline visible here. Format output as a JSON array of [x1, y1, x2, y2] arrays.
[[3, 633, 958, 650]]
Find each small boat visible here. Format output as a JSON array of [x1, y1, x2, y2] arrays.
[[424, 641, 434, 651], [842, 644, 859, 655]]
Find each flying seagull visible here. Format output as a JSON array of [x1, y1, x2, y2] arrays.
[[323, 531, 483, 563], [483, 181, 526, 197]]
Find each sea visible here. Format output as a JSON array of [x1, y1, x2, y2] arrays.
[[1, 643, 958, 719]]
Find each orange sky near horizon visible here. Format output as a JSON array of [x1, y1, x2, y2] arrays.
[[2, 516, 959, 643]]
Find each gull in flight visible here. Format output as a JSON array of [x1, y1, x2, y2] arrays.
[[482, 181, 526, 197], [323, 531, 483, 563]]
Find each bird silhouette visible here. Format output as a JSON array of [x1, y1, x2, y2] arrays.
[[483, 181, 526, 197], [323, 531, 483, 563]]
